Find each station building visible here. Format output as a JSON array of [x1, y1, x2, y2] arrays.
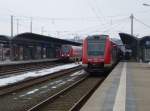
[[0, 33, 81, 61]]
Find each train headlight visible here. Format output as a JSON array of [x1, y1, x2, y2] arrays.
[[62, 54, 64, 56], [67, 54, 69, 56]]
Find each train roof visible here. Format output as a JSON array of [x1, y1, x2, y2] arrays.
[[86, 35, 122, 44], [87, 35, 109, 39]]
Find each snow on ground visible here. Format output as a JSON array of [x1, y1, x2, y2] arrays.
[[19, 89, 39, 97], [70, 70, 85, 76], [18, 71, 83, 98], [0, 63, 81, 87]]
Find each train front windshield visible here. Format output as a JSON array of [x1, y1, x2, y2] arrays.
[[62, 46, 70, 53], [87, 36, 106, 56]]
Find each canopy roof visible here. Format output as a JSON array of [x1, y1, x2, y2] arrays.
[[0, 35, 10, 43], [12, 33, 81, 46]]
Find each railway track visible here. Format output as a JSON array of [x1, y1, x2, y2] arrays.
[[0, 68, 85, 111], [28, 76, 105, 111], [0, 60, 64, 76], [0, 65, 82, 96]]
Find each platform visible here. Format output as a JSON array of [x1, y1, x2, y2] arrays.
[[0, 58, 59, 66], [80, 62, 150, 111]]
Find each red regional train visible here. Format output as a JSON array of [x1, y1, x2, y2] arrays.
[[82, 35, 122, 72], [60, 45, 82, 61]]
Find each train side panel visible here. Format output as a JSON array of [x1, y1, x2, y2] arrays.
[[104, 37, 112, 67], [82, 39, 88, 66]]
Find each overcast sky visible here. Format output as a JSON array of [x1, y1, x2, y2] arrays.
[[0, 0, 150, 39]]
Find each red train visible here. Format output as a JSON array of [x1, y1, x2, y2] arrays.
[[82, 35, 122, 72], [60, 45, 82, 61]]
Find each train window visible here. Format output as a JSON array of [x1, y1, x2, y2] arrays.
[[87, 35, 106, 56], [87, 42, 105, 56], [62, 46, 70, 53]]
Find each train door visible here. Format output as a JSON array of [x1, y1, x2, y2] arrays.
[[111, 46, 117, 64]]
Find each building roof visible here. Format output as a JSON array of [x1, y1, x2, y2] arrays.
[[12, 33, 81, 45], [140, 36, 150, 46], [0, 35, 10, 43], [119, 33, 139, 59], [119, 33, 138, 45]]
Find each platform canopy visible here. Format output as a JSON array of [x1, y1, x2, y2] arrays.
[[0, 35, 10, 43], [140, 36, 150, 47], [119, 33, 138, 46], [12, 33, 81, 46], [119, 33, 139, 60]]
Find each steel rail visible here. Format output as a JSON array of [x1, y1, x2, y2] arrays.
[[0, 66, 82, 96]]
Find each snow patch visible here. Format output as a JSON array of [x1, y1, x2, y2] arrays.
[[0, 63, 80, 87], [41, 85, 48, 89], [19, 89, 39, 97], [70, 70, 85, 76], [26, 89, 39, 95], [52, 86, 57, 89]]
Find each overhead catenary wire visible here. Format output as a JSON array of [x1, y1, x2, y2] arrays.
[[92, 0, 106, 22], [75, 17, 129, 32], [134, 17, 150, 29], [0, 11, 147, 37], [86, 0, 103, 23]]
